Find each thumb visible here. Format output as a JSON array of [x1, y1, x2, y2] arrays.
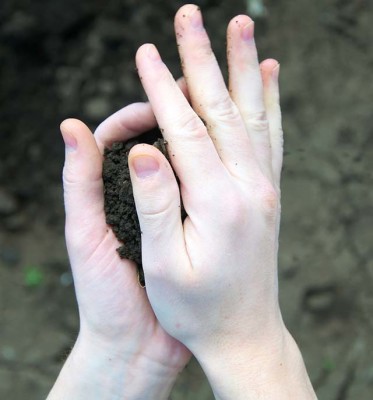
[[61, 119, 107, 260], [128, 144, 187, 279]]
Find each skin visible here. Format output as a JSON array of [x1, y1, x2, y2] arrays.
[[47, 87, 191, 400], [48, 4, 317, 400]]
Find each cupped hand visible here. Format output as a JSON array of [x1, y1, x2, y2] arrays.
[[131, 4, 283, 357], [60, 102, 191, 386]]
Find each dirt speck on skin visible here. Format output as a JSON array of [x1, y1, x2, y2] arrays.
[[102, 128, 186, 285]]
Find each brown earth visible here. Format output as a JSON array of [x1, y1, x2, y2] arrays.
[[0, 0, 372, 398]]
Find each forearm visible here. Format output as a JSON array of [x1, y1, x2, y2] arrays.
[[197, 327, 317, 400], [47, 334, 179, 400]]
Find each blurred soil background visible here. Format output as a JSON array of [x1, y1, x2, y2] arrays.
[[0, 0, 372, 398]]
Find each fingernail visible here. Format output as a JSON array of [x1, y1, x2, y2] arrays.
[[241, 22, 254, 41], [272, 63, 280, 80], [188, 6, 203, 29], [61, 129, 77, 152], [146, 44, 161, 61], [132, 155, 160, 179]]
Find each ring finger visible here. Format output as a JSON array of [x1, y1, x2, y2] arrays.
[[227, 15, 273, 182]]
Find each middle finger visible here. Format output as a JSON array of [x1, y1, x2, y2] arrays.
[[175, 4, 257, 179]]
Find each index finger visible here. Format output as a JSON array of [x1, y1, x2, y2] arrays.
[[94, 79, 190, 154], [94, 102, 157, 154], [135, 43, 226, 193]]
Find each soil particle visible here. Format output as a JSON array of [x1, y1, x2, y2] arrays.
[[102, 128, 186, 285]]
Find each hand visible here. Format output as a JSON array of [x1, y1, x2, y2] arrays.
[[48, 103, 190, 400], [129, 4, 316, 399]]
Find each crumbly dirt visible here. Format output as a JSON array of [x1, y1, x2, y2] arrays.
[[0, 0, 372, 399], [103, 129, 186, 285]]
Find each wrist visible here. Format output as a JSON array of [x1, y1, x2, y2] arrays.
[[196, 325, 317, 400], [48, 332, 182, 400]]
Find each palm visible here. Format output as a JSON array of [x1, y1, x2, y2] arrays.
[[78, 232, 189, 365]]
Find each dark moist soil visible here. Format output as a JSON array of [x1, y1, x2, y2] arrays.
[[102, 128, 186, 285]]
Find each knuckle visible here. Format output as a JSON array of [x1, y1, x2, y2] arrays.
[[256, 180, 279, 220], [62, 165, 78, 187], [206, 96, 241, 124], [139, 202, 171, 219], [137, 187, 179, 223], [178, 113, 207, 140], [138, 205, 172, 239], [244, 110, 269, 132]]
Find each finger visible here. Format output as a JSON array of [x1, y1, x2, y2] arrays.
[[135, 43, 226, 200], [94, 78, 190, 153], [227, 15, 273, 182], [174, 5, 255, 178], [61, 119, 107, 258], [94, 103, 157, 153], [128, 144, 190, 280], [261, 59, 283, 191], [176, 76, 190, 102]]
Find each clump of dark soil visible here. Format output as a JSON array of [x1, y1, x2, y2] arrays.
[[102, 128, 186, 285]]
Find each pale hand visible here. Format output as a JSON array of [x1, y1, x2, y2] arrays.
[[47, 102, 191, 399], [129, 4, 317, 399]]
